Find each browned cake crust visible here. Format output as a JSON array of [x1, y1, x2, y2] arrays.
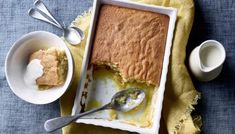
[[91, 5, 169, 86]]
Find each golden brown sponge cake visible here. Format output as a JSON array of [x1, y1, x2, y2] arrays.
[[91, 5, 169, 86], [29, 47, 67, 87]]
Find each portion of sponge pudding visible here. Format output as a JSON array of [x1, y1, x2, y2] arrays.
[[29, 47, 68, 89]]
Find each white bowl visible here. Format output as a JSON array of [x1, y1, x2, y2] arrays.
[[5, 31, 74, 104]]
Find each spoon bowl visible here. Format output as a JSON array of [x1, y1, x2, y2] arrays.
[[44, 88, 145, 132], [71, 26, 85, 40], [63, 27, 82, 45], [110, 88, 145, 112]]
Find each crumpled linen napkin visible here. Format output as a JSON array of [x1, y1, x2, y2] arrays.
[[60, 0, 202, 133]]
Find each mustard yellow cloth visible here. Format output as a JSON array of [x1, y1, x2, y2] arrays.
[[60, 0, 202, 133]]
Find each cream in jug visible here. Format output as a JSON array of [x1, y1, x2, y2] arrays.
[[189, 40, 226, 81]]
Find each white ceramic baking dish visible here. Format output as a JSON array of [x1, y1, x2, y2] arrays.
[[72, 0, 177, 133]]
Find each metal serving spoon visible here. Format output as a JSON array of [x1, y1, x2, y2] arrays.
[[28, 0, 84, 45], [44, 88, 145, 132]]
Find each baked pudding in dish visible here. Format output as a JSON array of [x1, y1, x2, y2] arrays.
[[88, 4, 170, 127], [91, 5, 169, 86], [71, 0, 177, 132]]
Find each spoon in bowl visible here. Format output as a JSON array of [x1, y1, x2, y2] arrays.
[[28, 0, 84, 45], [44, 88, 145, 132]]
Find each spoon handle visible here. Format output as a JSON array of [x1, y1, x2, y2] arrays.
[[34, 0, 63, 29], [28, 8, 61, 29], [44, 103, 110, 133]]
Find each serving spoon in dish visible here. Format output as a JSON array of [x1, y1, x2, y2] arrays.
[[44, 88, 145, 132], [28, 0, 84, 45]]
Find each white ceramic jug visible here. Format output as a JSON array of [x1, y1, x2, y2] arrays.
[[189, 40, 226, 81]]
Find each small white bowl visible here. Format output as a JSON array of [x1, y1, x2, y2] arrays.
[[5, 31, 74, 104]]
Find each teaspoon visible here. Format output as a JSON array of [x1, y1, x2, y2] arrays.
[[28, 0, 84, 45]]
